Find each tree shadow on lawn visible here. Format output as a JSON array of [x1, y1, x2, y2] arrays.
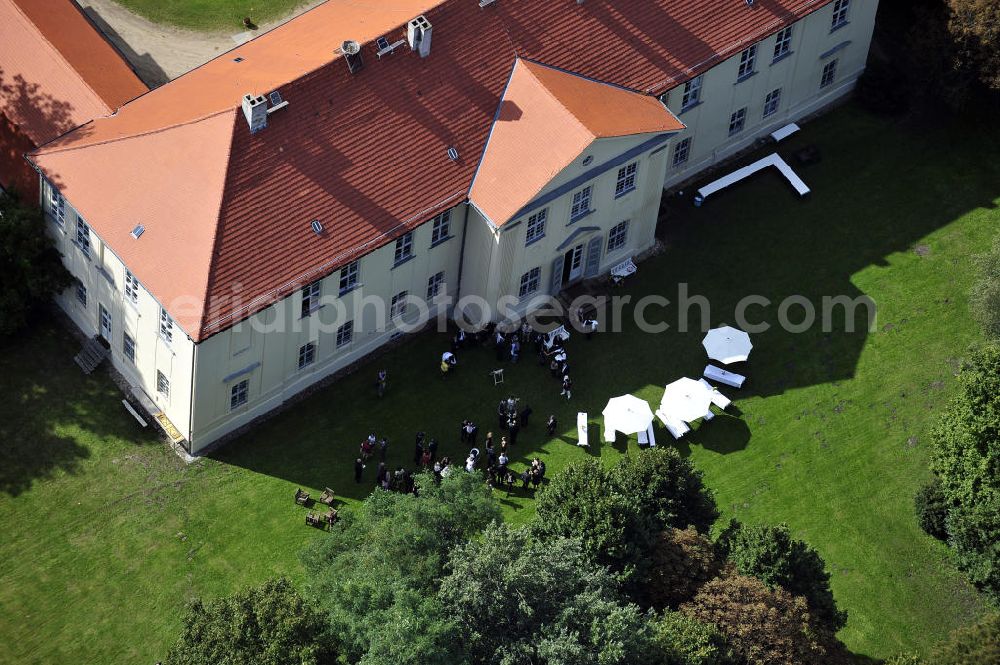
[[0, 324, 154, 497], [213, 105, 1000, 497]]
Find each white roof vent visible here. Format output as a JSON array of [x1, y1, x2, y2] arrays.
[[407, 16, 432, 58], [311, 220, 324, 235], [479, 0, 497, 7], [131, 224, 145, 239], [447, 147, 459, 161], [241, 93, 268, 133]]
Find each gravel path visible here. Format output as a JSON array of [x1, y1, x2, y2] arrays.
[[77, 0, 326, 88]]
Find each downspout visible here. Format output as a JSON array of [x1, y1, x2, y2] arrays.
[[187, 338, 197, 454], [454, 201, 472, 304]]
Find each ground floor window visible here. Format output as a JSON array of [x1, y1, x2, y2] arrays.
[[607, 220, 630, 253], [156, 370, 170, 398], [821, 59, 838, 88], [672, 137, 691, 166], [298, 342, 316, 369], [519, 267, 541, 298], [763, 88, 782, 118], [230, 379, 248, 410], [336, 322, 353, 348], [728, 107, 747, 136], [75, 282, 87, 307], [427, 271, 445, 300], [390, 291, 409, 319], [123, 332, 135, 364]]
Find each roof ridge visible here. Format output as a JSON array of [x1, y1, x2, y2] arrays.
[[3, 0, 112, 116], [32, 107, 239, 156]]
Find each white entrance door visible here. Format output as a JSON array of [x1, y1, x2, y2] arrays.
[[99, 304, 112, 342]]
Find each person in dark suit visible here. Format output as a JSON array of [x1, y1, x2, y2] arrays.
[[546, 414, 557, 437], [414, 432, 425, 465], [354, 458, 364, 483], [428, 437, 439, 461], [520, 405, 533, 428]]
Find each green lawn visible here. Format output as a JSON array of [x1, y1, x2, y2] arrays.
[[1, 104, 997, 664], [114, 0, 308, 31]]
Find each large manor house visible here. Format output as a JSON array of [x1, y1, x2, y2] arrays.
[[0, 0, 877, 452]]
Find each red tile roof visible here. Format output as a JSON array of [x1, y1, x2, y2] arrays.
[[0, 0, 146, 145], [470, 59, 684, 226], [31, 0, 835, 341]]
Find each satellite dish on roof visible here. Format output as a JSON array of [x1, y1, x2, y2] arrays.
[[339, 40, 361, 55]]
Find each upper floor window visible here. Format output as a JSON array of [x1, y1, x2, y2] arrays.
[[525, 208, 547, 245], [729, 107, 748, 136], [519, 267, 541, 298], [763, 88, 782, 118], [230, 379, 248, 410], [394, 232, 414, 265], [390, 291, 409, 319], [48, 184, 65, 227], [430, 210, 451, 245], [607, 220, 630, 254], [615, 161, 638, 197], [831, 0, 850, 30], [672, 137, 692, 167], [159, 307, 174, 344], [681, 75, 703, 110], [773, 27, 793, 61], [570, 186, 593, 223], [427, 271, 446, 300], [298, 342, 316, 370], [821, 59, 838, 88], [336, 321, 353, 348], [737, 45, 758, 81], [76, 218, 91, 256], [124, 270, 140, 305], [339, 261, 359, 295], [301, 280, 321, 317]]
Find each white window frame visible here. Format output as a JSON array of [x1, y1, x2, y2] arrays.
[[773, 27, 793, 61], [821, 60, 838, 88], [75, 217, 91, 256], [124, 270, 140, 305], [763, 89, 782, 118], [159, 307, 174, 344], [728, 107, 747, 136], [48, 183, 65, 228], [336, 321, 353, 348], [519, 267, 541, 298], [123, 332, 136, 364], [607, 220, 630, 254], [301, 280, 321, 317], [426, 271, 445, 300], [525, 208, 548, 245], [831, 0, 850, 30], [680, 75, 703, 110], [75, 281, 87, 307], [298, 342, 316, 370], [430, 210, 451, 245], [672, 137, 692, 167], [339, 261, 359, 295], [569, 186, 593, 223], [737, 45, 758, 80], [230, 379, 248, 411], [156, 370, 170, 398], [614, 161, 638, 198], [390, 291, 409, 319], [394, 232, 414, 265]]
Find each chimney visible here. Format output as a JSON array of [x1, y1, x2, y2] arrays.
[[241, 94, 268, 133], [407, 16, 432, 58]]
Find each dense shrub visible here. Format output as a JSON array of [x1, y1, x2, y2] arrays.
[[717, 521, 846, 631], [165, 578, 333, 665], [680, 574, 845, 665], [930, 613, 1000, 664], [645, 527, 722, 610], [653, 611, 733, 665], [970, 234, 1000, 341], [914, 477, 950, 540], [929, 344, 1000, 598]]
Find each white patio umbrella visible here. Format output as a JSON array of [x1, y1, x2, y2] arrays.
[[602, 395, 654, 442], [660, 377, 715, 423], [702, 326, 753, 364]]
